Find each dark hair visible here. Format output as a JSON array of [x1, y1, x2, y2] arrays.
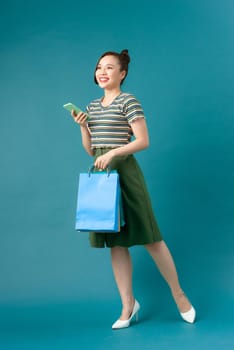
[[94, 49, 130, 85]]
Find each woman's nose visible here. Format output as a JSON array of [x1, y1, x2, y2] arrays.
[[100, 67, 107, 74]]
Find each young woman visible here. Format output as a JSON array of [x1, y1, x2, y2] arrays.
[[72, 49, 196, 329]]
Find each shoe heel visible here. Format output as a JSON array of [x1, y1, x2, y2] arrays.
[[135, 311, 139, 322]]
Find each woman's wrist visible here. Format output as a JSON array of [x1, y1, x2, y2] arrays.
[[80, 124, 88, 130], [111, 148, 118, 157]]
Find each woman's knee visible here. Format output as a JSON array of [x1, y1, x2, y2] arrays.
[[145, 240, 164, 253], [111, 246, 129, 256]]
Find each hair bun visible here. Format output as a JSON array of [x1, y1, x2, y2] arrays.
[[120, 49, 130, 63]]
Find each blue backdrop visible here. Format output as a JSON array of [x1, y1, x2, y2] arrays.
[[0, 0, 233, 349]]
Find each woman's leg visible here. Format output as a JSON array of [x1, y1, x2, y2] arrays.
[[145, 240, 192, 313], [111, 246, 135, 320]]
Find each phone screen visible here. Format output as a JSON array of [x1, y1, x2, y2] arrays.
[[63, 103, 83, 114], [63, 103, 90, 120]]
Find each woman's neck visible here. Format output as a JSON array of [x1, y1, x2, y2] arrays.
[[101, 89, 121, 107]]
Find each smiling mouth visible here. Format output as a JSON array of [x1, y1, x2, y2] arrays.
[[99, 77, 109, 82]]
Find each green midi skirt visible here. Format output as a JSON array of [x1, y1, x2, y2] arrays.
[[89, 148, 163, 248]]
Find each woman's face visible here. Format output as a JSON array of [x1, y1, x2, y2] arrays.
[[95, 55, 126, 89]]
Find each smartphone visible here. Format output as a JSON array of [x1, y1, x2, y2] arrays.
[[63, 102, 90, 120]]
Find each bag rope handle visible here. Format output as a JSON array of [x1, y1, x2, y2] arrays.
[[88, 165, 112, 177]]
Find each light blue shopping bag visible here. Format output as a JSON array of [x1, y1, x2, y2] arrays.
[[75, 168, 122, 232]]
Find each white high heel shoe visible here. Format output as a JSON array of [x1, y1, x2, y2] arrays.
[[112, 300, 140, 329], [180, 306, 196, 323]]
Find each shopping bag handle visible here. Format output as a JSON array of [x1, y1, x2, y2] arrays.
[[88, 165, 112, 177]]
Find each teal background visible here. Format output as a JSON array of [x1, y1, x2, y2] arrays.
[[0, 0, 233, 349]]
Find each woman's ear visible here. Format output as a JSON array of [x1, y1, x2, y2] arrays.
[[120, 70, 126, 81]]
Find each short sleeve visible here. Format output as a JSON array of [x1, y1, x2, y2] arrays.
[[86, 104, 90, 114], [123, 94, 145, 123]]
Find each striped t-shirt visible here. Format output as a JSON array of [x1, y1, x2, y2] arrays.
[[86, 92, 145, 149]]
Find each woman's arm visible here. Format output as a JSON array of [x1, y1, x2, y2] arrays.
[[72, 111, 94, 156], [79, 125, 94, 156], [94, 118, 149, 169]]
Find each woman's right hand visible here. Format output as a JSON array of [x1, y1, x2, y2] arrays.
[[71, 110, 89, 127]]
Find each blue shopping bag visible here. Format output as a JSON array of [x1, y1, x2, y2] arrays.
[[75, 168, 121, 232]]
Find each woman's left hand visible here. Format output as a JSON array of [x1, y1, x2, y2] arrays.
[[94, 150, 115, 170]]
